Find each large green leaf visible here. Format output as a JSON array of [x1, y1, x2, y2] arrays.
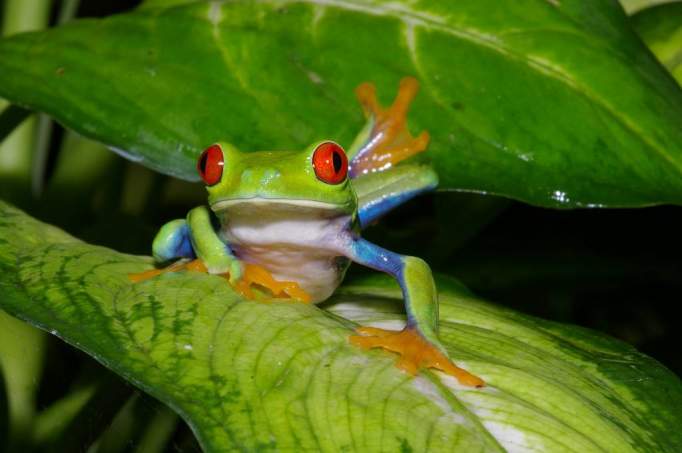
[[632, 2, 682, 82], [1, 1, 682, 207], [0, 199, 680, 452]]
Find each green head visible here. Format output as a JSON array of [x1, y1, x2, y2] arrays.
[[196, 141, 357, 215]]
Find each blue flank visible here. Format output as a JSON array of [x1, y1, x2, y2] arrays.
[[358, 186, 435, 228], [348, 238, 416, 327]]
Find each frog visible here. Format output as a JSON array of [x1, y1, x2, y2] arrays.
[[130, 77, 484, 387]]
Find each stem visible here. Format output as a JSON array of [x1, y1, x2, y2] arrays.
[[0, 311, 47, 452], [0, 0, 52, 206], [39, 370, 133, 453], [30, 0, 81, 197], [132, 407, 179, 453], [2, 0, 51, 33], [0, 2, 53, 449], [30, 114, 53, 196], [57, 0, 80, 24]]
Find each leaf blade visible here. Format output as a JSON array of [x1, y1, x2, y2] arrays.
[[1, 1, 682, 207], [0, 200, 680, 451]]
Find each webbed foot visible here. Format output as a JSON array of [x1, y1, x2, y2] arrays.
[[350, 77, 430, 176], [350, 326, 484, 387], [231, 263, 312, 303]]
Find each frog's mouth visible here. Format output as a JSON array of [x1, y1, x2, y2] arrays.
[[211, 198, 348, 217]]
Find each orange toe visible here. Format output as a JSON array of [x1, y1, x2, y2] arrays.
[[350, 326, 484, 387], [128, 259, 207, 283], [352, 77, 430, 175], [130, 259, 312, 304], [235, 263, 312, 303], [128, 268, 165, 283]]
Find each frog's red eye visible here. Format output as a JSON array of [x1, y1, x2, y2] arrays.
[[312, 141, 348, 185], [197, 144, 224, 186]]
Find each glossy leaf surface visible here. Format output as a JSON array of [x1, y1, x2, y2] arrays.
[[1, 1, 682, 207], [0, 199, 680, 451]]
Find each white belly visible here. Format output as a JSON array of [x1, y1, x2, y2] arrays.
[[218, 201, 352, 303], [227, 243, 348, 302]]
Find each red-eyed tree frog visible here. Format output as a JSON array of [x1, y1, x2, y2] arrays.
[[131, 78, 484, 387]]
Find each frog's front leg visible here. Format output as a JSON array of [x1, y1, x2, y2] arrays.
[[129, 207, 240, 283], [185, 206, 242, 283], [343, 237, 484, 387], [132, 206, 311, 302], [187, 207, 311, 301]]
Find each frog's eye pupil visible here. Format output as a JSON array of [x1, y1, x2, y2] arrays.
[[198, 152, 209, 173], [332, 151, 343, 173], [197, 144, 224, 186], [312, 141, 348, 185]]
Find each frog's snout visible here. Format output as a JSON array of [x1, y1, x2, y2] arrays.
[[240, 167, 281, 186]]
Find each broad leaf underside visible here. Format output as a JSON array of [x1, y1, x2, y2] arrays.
[[0, 1, 682, 207], [0, 200, 680, 452]]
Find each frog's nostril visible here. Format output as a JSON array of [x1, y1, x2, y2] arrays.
[[240, 169, 253, 182], [260, 168, 280, 184]]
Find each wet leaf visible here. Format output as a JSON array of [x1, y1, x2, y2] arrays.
[[0, 199, 680, 451], [0, 1, 682, 207]]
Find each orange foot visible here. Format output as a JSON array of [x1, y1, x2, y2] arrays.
[[128, 259, 208, 283], [351, 77, 430, 175], [129, 260, 312, 303], [350, 326, 485, 387], [232, 263, 312, 304]]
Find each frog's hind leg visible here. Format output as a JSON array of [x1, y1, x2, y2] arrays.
[[343, 237, 484, 387], [128, 219, 203, 282], [354, 163, 438, 228], [152, 219, 196, 262], [347, 77, 430, 178], [130, 207, 240, 284]]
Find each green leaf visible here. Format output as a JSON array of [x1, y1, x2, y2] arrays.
[[0, 199, 680, 452], [0, 365, 7, 453], [0, 310, 46, 451], [620, 0, 675, 14], [1, 1, 682, 208], [632, 2, 682, 82]]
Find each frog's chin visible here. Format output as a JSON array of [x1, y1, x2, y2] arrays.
[[210, 197, 349, 216]]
